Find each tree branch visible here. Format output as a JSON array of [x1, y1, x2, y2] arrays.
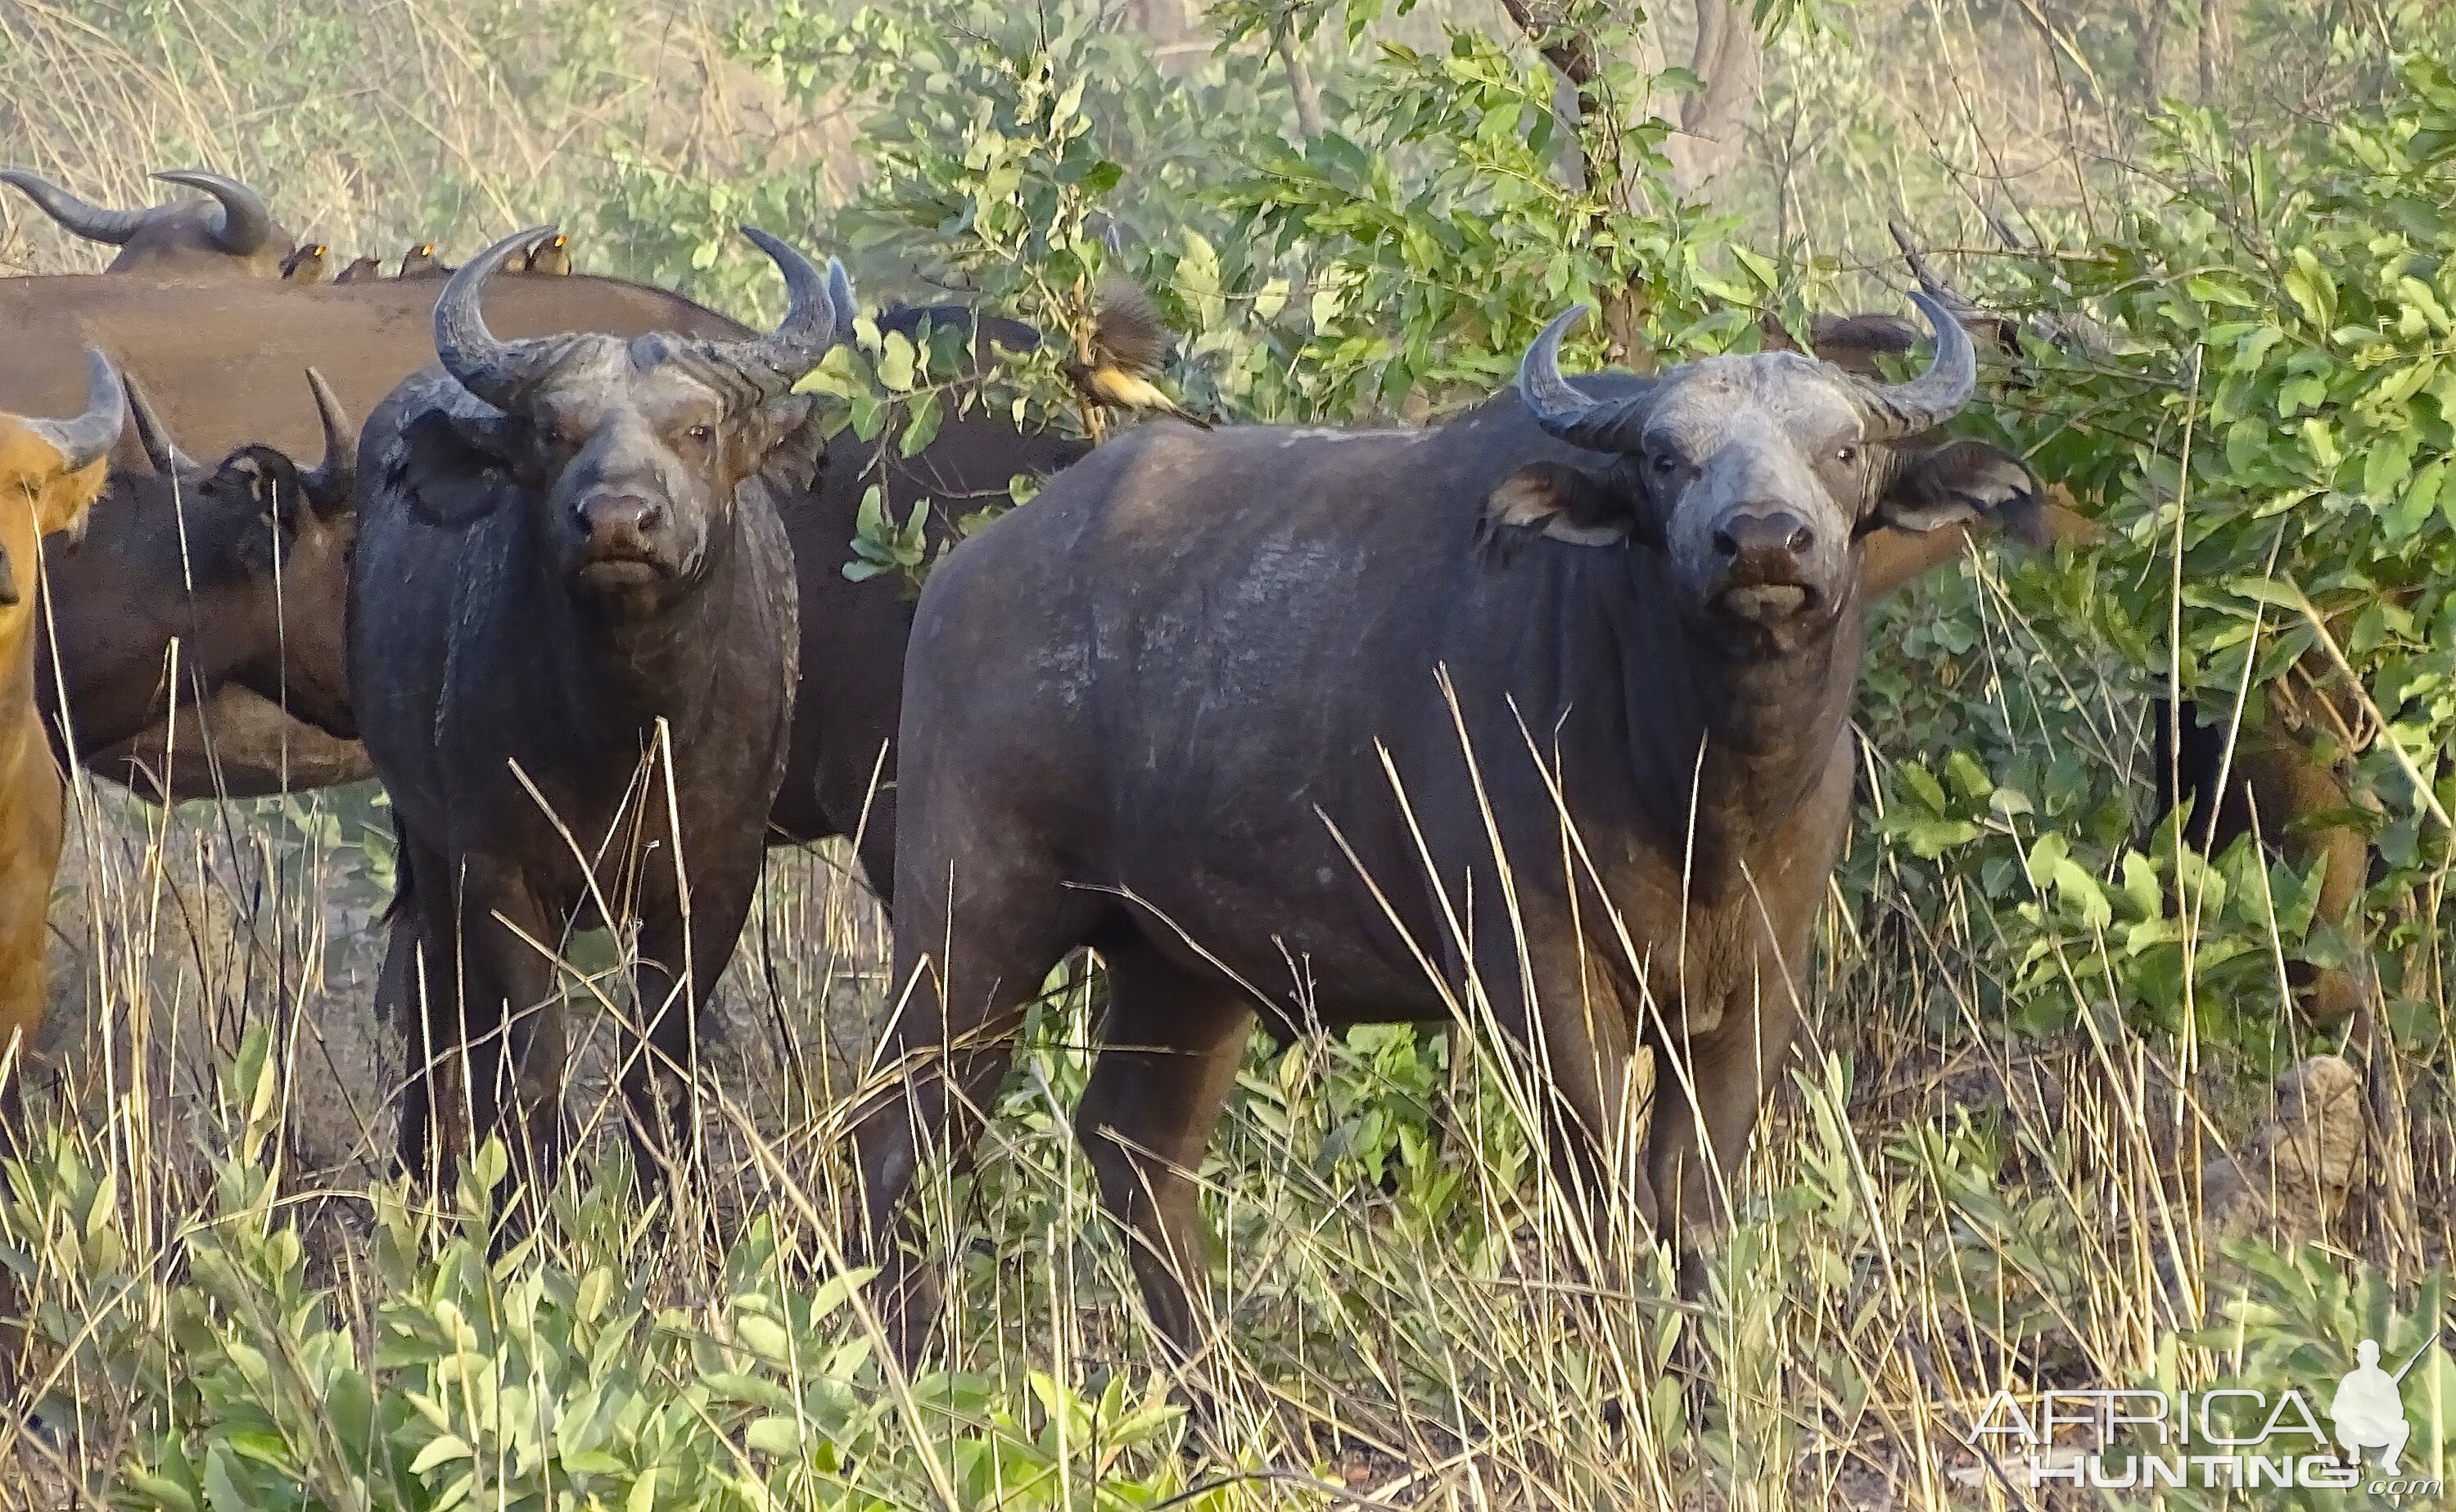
[[1274, 26, 1325, 141]]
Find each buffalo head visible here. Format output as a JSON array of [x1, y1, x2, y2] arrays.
[[1497, 291, 2041, 655], [119, 368, 359, 733], [0, 169, 290, 278], [405, 223, 848, 615], [0, 350, 124, 607]]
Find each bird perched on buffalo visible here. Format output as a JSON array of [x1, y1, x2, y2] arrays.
[[396, 242, 442, 278], [281, 242, 329, 283], [522, 232, 572, 275], [334, 255, 383, 283], [1061, 278, 1208, 431]]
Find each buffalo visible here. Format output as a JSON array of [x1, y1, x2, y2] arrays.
[[352, 225, 847, 1180], [0, 351, 124, 1092], [851, 291, 2049, 1353], [36, 371, 359, 799], [2, 169, 293, 279]]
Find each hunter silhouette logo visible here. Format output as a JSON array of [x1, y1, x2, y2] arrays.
[[2330, 1339, 2416, 1473]]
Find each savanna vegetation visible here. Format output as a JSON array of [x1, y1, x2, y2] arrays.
[[4, 0, 2455, 1506]]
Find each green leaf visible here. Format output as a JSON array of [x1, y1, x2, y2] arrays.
[[408, 1434, 474, 1474], [878, 332, 917, 393], [900, 392, 945, 458]]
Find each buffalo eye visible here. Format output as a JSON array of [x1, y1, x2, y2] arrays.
[[1835, 445, 1858, 465], [1650, 451, 1682, 477], [686, 424, 714, 444]]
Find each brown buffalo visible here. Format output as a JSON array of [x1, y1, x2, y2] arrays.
[[2, 169, 292, 279], [851, 291, 2050, 1356], [0, 351, 123, 1089]]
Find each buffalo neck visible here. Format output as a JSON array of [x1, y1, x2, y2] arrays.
[[1591, 551, 1862, 891]]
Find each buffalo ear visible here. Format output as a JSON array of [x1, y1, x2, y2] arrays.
[[219, 448, 310, 571], [1868, 437, 2048, 547], [1480, 461, 1656, 557], [747, 396, 826, 500], [391, 408, 525, 526]]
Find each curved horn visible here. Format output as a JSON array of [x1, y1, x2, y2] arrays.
[[1517, 305, 1648, 452], [433, 224, 557, 408], [1851, 287, 1975, 441], [152, 169, 275, 256], [828, 255, 857, 350], [0, 169, 148, 246], [123, 372, 196, 476], [732, 228, 847, 397], [24, 349, 128, 476], [300, 368, 355, 516]]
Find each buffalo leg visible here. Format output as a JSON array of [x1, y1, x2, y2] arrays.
[[1072, 941, 1253, 1357], [848, 846, 1093, 1363], [625, 856, 764, 1182], [1643, 956, 1806, 1266], [2233, 715, 2372, 1020], [393, 846, 565, 1196], [1479, 913, 1655, 1246]]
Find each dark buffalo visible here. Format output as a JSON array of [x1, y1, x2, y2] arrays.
[[353, 226, 845, 1180], [35, 371, 359, 798], [2, 169, 293, 278], [851, 291, 2049, 1353]]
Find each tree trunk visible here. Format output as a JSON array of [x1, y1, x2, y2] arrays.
[[2138, 0, 2165, 105], [1660, 0, 1763, 205], [2197, 0, 2224, 103]]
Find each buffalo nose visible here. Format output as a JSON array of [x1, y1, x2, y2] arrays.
[[576, 493, 663, 548], [1712, 511, 1815, 559]]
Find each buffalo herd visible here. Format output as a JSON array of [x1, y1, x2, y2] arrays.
[[0, 166, 2360, 1356]]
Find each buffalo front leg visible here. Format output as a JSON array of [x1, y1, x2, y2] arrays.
[[1644, 955, 1807, 1276], [625, 857, 764, 1186], [0, 755, 63, 1135], [1072, 941, 1253, 1359], [1481, 919, 1655, 1251], [393, 846, 566, 1198], [848, 850, 1090, 1365]]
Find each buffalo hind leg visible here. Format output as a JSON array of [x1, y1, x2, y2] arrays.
[[1073, 942, 1252, 1359]]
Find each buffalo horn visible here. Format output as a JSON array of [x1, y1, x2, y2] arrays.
[[732, 228, 847, 397], [0, 169, 148, 246], [433, 224, 558, 409], [1849, 287, 1975, 441], [300, 368, 355, 516], [1517, 305, 1648, 453], [123, 372, 196, 476], [152, 169, 276, 257], [25, 350, 128, 476]]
